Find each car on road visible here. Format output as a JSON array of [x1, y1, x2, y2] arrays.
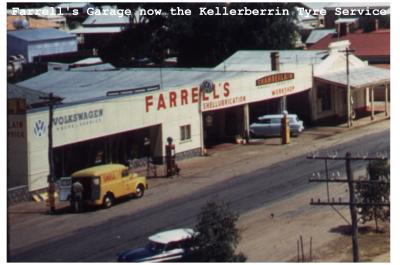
[[250, 113, 304, 138], [70, 164, 148, 209], [117, 228, 195, 262]]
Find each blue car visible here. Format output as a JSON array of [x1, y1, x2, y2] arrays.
[[117, 228, 194, 262], [250, 113, 304, 137]]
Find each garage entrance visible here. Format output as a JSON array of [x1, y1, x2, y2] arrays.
[[249, 98, 282, 124], [53, 124, 162, 178], [203, 105, 244, 148]]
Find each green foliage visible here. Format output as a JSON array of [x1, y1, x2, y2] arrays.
[[190, 199, 246, 262], [99, 3, 299, 67], [359, 15, 390, 32], [355, 160, 390, 231]]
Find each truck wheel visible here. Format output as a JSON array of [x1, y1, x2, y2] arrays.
[[103, 194, 113, 208], [135, 185, 144, 198]]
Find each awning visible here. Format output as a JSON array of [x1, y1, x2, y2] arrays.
[[314, 66, 390, 89]]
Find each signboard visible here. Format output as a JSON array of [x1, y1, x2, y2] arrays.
[[256, 73, 295, 86], [200, 79, 214, 94]]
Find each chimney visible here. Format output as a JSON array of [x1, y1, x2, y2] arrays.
[[328, 40, 351, 54], [374, 19, 379, 31], [270, 51, 280, 71], [337, 22, 348, 37]]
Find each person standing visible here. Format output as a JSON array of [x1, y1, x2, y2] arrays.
[[71, 180, 84, 212]]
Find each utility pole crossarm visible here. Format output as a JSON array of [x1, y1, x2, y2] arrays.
[[310, 201, 390, 207], [309, 178, 390, 184], [307, 156, 388, 161]]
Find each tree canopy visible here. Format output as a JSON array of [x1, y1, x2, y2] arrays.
[[190, 199, 246, 262], [355, 160, 390, 231], [99, 3, 299, 67]]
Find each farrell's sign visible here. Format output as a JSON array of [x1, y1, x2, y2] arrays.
[[256, 73, 295, 86]]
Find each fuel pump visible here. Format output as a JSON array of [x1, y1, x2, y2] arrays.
[[281, 111, 291, 144], [165, 137, 178, 177]]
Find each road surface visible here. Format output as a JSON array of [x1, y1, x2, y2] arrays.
[[9, 129, 389, 262]]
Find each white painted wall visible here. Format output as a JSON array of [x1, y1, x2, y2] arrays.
[[23, 68, 313, 191]]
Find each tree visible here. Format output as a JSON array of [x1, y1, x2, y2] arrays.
[[166, 3, 298, 67], [189, 199, 246, 262], [355, 160, 390, 232], [359, 14, 390, 32], [99, 3, 299, 67]]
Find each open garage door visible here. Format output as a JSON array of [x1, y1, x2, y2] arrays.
[[203, 105, 244, 148], [53, 124, 162, 178]]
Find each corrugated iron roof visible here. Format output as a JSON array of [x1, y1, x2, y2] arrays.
[[70, 26, 123, 34], [306, 29, 336, 44], [83, 14, 130, 26], [214, 50, 327, 71], [7, 28, 75, 42], [308, 30, 390, 58], [7, 83, 49, 106], [315, 66, 390, 89], [17, 68, 260, 104]]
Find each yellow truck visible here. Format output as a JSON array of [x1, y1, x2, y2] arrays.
[[70, 164, 148, 209]]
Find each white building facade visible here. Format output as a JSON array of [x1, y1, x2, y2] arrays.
[[8, 47, 390, 193], [10, 60, 315, 191]]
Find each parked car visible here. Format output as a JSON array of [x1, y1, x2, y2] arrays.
[[250, 113, 304, 137], [117, 228, 195, 262]]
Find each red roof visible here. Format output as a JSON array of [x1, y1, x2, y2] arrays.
[[308, 30, 390, 58]]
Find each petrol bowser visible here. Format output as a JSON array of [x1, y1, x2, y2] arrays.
[[281, 111, 291, 144], [165, 137, 178, 177]]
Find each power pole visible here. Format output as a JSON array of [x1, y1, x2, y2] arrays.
[[307, 152, 389, 262], [340, 48, 356, 128], [39, 93, 63, 214], [345, 152, 359, 261]]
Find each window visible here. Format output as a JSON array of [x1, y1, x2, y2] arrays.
[[271, 118, 281, 124], [317, 86, 332, 111], [122, 169, 129, 177], [165, 241, 182, 251], [180, 125, 191, 141], [259, 119, 271, 124]]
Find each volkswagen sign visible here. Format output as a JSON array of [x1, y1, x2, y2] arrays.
[[200, 79, 214, 94], [33, 120, 46, 137]]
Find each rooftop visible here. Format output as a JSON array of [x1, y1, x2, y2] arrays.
[[70, 26, 124, 34], [57, 2, 91, 9], [334, 18, 359, 24], [71, 164, 126, 177], [7, 15, 60, 31], [308, 30, 390, 58], [7, 83, 49, 106], [315, 65, 390, 89], [82, 13, 130, 27], [214, 50, 327, 71], [7, 28, 75, 42], [148, 228, 194, 244], [17, 67, 261, 104], [306, 29, 336, 44], [323, 2, 390, 9]]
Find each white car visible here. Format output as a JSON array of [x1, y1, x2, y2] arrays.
[[250, 113, 304, 137], [117, 228, 195, 262]]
